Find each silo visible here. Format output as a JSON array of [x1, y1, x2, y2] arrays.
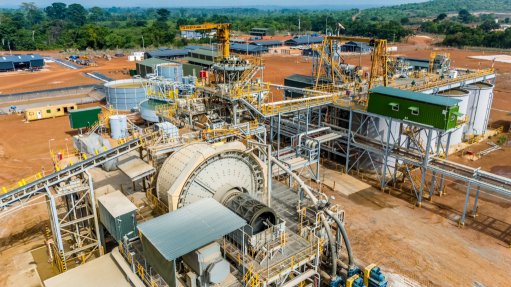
[[139, 99, 165, 123], [110, 115, 128, 139], [104, 79, 148, 111], [465, 82, 494, 136], [156, 63, 183, 82], [438, 88, 470, 146]]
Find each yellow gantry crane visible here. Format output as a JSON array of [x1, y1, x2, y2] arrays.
[[179, 23, 232, 58], [314, 36, 388, 90]]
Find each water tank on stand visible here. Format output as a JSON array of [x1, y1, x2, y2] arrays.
[[110, 115, 128, 139]]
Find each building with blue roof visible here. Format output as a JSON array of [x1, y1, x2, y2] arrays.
[[0, 54, 44, 71], [284, 36, 324, 46], [230, 43, 268, 55], [249, 40, 283, 48]]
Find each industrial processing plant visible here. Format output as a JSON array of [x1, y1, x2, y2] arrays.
[[1, 15, 511, 287]]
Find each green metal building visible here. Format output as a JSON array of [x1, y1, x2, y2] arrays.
[[367, 86, 462, 130], [68, 107, 102, 129], [98, 191, 137, 241]]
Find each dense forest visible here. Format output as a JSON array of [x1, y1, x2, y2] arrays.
[[1, 1, 511, 51]]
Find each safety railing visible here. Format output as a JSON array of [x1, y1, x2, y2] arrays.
[[260, 94, 338, 116], [392, 68, 495, 92], [1, 172, 44, 194]]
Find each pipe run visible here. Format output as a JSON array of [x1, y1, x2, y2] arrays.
[[325, 209, 355, 269], [270, 156, 326, 205], [270, 156, 336, 277], [281, 269, 319, 287], [319, 213, 337, 277]]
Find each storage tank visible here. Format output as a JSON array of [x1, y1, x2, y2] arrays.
[[465, 82, 494, 136], [110, 114, 128, 139], [104, 79, 148, 111], [156, 63, 183, 82], [438, 88, 470, 146], [139, 99, 164, 123]]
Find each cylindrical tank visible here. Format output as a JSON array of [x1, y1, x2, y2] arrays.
[[156, 63, 183, 82], [465, 82, 494, 136], [104, 79, 148, 111], [110, 115, 128, 139], [221, 191, 276, 235], [438, 88, 470, 146], [139, 99, 164, 123]]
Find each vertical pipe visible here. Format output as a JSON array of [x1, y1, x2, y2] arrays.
[[267, 144, 272, 208], [345, 109, 353, 174], [277, 113, 281, 159], [418, 128, 433, 207]]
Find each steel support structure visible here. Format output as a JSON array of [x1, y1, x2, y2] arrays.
[[46, 172, 101, 270]]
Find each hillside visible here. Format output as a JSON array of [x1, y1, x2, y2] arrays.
[[359, 0, 511, 20]]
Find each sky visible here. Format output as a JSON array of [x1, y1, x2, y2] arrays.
[[0, 0, 428, 9]]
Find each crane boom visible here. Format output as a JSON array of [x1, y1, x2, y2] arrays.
[[180, 23, 231, 58]]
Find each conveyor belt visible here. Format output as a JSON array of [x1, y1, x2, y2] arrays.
[[0, 138, 143, 209]]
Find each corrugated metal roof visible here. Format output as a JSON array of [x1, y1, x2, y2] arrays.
[[249, 40, 283, 46], [137, 58, 172, 67], [189, 48, 220, 57], [230, 43, 267, 53], [285, 36, 324, 45], [137, 198, 246, 261], [285, 74, 330, 85], [370, 86, 461, 107], [183, 57, 214, 66], [0, 54, 43, 63], [98, 191, 137, 218], [146, 49, 189, 58], [68, 106, 101, 114]]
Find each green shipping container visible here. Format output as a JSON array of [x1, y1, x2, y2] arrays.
[[368, 86, 462, 130], [68, 107, 102, 129]]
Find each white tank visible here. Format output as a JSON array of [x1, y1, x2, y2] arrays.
[[110, 115, 128, 139], [156, 63, 183, 82], [438, 88, 470, 146], [465, 82, 494, 136]]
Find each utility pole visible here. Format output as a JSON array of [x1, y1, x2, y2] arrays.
[[141, 35, 145, 51]]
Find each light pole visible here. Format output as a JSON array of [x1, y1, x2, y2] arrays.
[[48, 138, 55, 157]]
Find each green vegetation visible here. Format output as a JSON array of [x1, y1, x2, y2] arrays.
[[0, 3, 411, 51], [1, 1, 511, 51]]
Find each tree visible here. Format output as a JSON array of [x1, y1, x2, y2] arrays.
[[400, 17, 410, 25], [89, 7, 106, 22], [156, 8, 170, 22], [505, 18, 510, 24], [458, 9, 472, 23], [21, 2, 44, 25], [479, 20, 500, 32], [436, 13, 447, 21], [44, 2, 67, 20], [66, 4, 87, 26]]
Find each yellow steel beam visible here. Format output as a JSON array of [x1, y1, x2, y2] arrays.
[[180, 23, 231, 58]]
